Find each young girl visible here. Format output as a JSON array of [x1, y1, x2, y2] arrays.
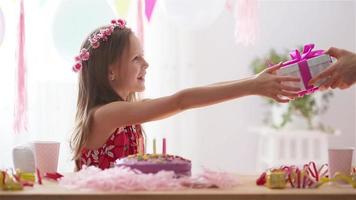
[[70, 19, 300, 170]]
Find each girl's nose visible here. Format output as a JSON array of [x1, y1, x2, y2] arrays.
[[143, 58, 149, 69]]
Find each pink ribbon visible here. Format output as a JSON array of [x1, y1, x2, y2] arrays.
[[14, 0, 28, 134], [137, 0, 144, 47], [282, 44, 324, 96], [145, 0, 156, 22]]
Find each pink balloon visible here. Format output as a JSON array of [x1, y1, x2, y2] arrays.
[[0, 8, 5, 46]]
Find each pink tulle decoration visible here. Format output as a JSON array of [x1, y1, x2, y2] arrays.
[[195, 168, 239, 188], [234, 0, 258, 46], [13, 0, 28, 134], [59, 166, 239, 191]]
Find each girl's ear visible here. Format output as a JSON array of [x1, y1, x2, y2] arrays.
[[108, 64, 116, 81]]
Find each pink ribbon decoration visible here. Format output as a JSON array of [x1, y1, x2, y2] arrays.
[[137, 0, 144, 46], [225, 0, 234, 12], [281, 44, 325, 96], [234, 0, 258, 46], [145, 0, 156, 22], [14, 0, 28, 134]]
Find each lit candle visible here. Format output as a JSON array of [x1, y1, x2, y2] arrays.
[[141, 137, 145, 154], [162, 138, 166, 156], [153, 138, 156, 155]]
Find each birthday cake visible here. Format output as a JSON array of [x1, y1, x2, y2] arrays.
[[115, 154, 191, 177]]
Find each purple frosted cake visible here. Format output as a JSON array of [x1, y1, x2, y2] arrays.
[[115, 154, 191, 177]]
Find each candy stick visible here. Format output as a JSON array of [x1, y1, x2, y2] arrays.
[[138, 137, 143, 156], [141, 137, 145, 155], [153, 138, 156, 155], [137, 138, 141, 155], [36, 168, 42, 185]]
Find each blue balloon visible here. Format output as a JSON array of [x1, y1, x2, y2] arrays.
[[51, 0, 116, 61]]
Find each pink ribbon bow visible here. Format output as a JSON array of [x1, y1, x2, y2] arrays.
[[282, 44, 325, 96]]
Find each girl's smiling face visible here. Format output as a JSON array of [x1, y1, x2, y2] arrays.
[[109, 34, 149, 100]]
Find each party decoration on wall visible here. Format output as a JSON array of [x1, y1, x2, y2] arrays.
[[52, 0, 116, 61], [145, 0, 156, 22], [0, 7, 5, 47], [14, 0, 28, 134], [137, 0, 144, 46], [225, 0, 234, 13], [108, 0, 131, 18], [234, 0, 258, 46], [160, 0, 225, 31]]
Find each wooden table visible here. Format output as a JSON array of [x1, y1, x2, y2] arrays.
[[1, 175, 355, 200]]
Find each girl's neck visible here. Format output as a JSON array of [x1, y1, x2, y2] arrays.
[[117, 90, 129, 101]]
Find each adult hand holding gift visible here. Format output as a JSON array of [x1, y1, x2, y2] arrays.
[[276, 44, 333, 97], [309, 47, 356, 90]]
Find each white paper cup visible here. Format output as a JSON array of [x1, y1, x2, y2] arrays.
[[328, 148, 354, 180], [32, 141, 60, 175]]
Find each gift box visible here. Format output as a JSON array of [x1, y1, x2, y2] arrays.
[[266, 170, 287, 189], [276, 44, 332, 96]]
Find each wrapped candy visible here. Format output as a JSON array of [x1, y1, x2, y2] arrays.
[[0, 169, 40, 190], [266, 170, 287, 189], [15, 169, 36, 183], [319, 172, 356, 188], [2, 171, 23, 191], [0, 170, 5, 188], [44, 172, 63, 181]]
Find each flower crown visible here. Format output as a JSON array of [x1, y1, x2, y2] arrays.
[[72, 19, 127, 72]]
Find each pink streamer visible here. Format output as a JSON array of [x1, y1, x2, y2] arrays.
[[234, 0, 258, 46], [13, 0, 27, 134], [137, 0, 144, 47], [145, 0, 156, 22]]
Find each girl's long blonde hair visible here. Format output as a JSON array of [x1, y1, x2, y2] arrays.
[[70, 26, 139, 170]]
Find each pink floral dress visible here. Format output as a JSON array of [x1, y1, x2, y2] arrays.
[[80, 125, 143, 170]]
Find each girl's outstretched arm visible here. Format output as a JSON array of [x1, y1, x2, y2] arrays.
[[88, 63, 300, 148]]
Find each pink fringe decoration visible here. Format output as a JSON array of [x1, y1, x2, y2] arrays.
[[14, 0, 27, 134], [59, 166, 239, 191], [145, 0, 156, 22], [225, 0, 234, 13], [234, 0, 258, 46], [137, 0, 144, 46]]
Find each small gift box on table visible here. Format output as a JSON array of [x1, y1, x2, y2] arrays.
[[276, 44, 332, 96]]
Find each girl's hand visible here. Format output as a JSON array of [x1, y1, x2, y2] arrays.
[[253, 62, 301, 103]]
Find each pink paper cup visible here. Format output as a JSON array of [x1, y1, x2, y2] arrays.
[[32, 141, 60, 175], [328, 148, 354, 179]]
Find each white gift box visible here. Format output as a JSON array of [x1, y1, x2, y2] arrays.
[[276, 54, 332, 91]]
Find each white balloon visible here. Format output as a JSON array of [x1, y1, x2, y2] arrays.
[[160, 0, 225, 31], [0, 8, 5, 46], [51, 0, 116, 61]]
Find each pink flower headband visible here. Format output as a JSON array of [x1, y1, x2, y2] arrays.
[[72, 19, 126, 72]]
